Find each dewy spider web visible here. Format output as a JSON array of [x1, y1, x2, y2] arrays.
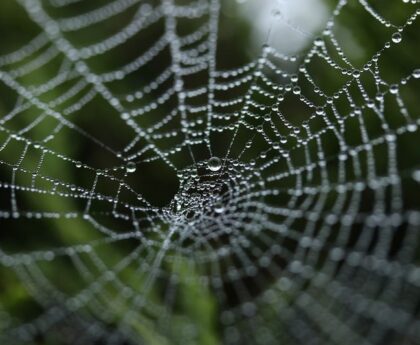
[[0, 0, 419, 344]]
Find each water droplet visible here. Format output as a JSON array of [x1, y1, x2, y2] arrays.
[[314, 37, 323, 47], [412, 170, 420, 182], [292, 86, 301, 95], [208, 157, 222, 172], [413, 69, 420, 79], [408, 123, 418, 132], [385, 133, 396, 142], [75, 161, 82, 168], [389, 84, 399, 94], [338, 153, 347, 161], [174, 79, 184, 92], [214, 205, 224, 213], [392, 32, 402, 43], [126, 162, 136, 173], [316, 107, 324, 115]]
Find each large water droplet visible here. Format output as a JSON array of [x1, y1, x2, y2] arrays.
[[292, 86, 301, 95], [389, 84, 399, 94], [208, 157, 222, 172], [392, 32, 402, 44], [316, 106, 324, 115], [126, 162, 137, 173], [413, 69, 420, 79]]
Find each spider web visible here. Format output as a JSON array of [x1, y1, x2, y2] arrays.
[[0, 0, 420, 344]]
